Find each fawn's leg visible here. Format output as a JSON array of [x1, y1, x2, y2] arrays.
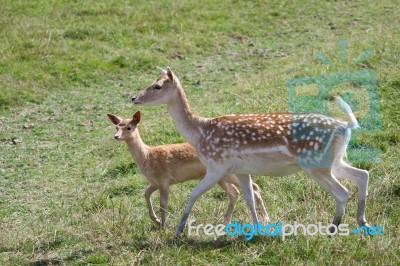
[[145, 185, 161, 225], [218, 180, 239, 224], [251, 182, 270, 224], [159, 184, 170, 229]]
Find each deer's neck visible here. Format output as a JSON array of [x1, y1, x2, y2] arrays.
[[125, 130, 149, 168], [167, 86, 203, 146]]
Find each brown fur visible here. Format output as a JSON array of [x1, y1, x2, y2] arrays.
[[107, 112, 269, 228], [132, 68, 370, 237]]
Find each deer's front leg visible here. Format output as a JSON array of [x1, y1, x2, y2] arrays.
[[145, 185, 161, 226], [159, 185, 170, 229], [176, 167, 226, 238], [236, 174, 259, 225]]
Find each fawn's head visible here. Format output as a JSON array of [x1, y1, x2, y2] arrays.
[[132, 67, 180, 106], [107, 111, 141, 141]]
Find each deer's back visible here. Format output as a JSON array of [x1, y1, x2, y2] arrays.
[[144, 143, 206, 185]]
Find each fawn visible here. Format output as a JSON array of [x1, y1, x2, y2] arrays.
[[107, 111, 269, 228], [132, 67, 370, 237]]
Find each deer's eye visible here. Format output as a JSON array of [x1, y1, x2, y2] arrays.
[[127, 127, 131, 131], [153, 84, 162, 90]]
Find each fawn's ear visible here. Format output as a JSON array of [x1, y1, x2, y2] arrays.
[[132, 111, 141, 125], [166, 67, 176, 84], [107, 114, 122, 125]]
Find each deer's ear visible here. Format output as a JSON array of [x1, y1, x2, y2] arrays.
[[157, 66, 167, 75], [107, 114, 122, 125], [132, 111, 141, 125], [166, 67, 176, 84]]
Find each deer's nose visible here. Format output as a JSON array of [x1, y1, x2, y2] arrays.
[[114, 135, 119, 140], [132, 96, 137, 102]]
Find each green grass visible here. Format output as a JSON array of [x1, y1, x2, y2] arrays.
[[1, 0, 399, 264]]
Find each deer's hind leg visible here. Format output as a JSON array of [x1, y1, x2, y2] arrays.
[[333, 160, 370, 227], [304, 168, 349, 227]]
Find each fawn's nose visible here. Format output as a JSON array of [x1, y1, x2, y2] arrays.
[[131, 96, 137, 102], [114, 135, 119, 140]]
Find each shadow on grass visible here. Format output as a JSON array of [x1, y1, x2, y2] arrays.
[[107, 183, 139, 198], [30, 249, 93, 266], [166, 234, 279, 250], [117, 235, 244, 253], [389, 185, 400, 198], [102, 162, 137, 179]]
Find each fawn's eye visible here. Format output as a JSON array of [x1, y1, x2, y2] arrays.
[[153, 84, 162, 90], [127, 127, 131, 131]]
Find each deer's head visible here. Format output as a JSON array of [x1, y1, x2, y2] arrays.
[[132, 67, 180, 106], [107, 111, 141, 141]]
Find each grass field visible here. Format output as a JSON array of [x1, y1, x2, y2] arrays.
[[1, 0, 399, 265]]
